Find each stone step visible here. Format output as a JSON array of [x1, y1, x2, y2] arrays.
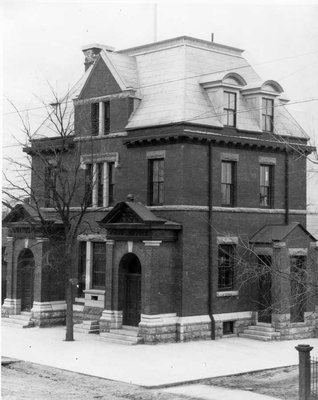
[[245, 328, 280, 337], [8, 314, 33, 321], [2, 317, 34, 328], [73, 320, 100, 334], [248, 325, 276, 333], [99, 332, 140, 345], [247, 325, 278, 334], [240, 333, 273, 341], [99, 336, 139, 345]]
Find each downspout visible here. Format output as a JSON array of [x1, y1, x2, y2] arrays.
[[285, 149, 289, 225], [208, 141, 215, 339]]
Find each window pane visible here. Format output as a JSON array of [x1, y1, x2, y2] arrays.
[[149, 159, 164, 205], [218, 244, 235, 290], [97, 163, 104, 207], [91, 103, 99, 135], [85, 164, 93, 207], [92, 242, 106, 288]]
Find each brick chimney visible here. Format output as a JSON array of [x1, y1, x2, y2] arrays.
[[81, 44, 115, 71]]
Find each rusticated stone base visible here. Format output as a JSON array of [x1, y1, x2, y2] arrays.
[[73, 303, 85, 324], [272, 311, 317, 340], [213, 311, 256, 339], [177, 315, 211, 342], [99, 310, 123, 333], [2, 298, 21, 316], [31, 301, 66, 327], [138, 314, 178, 344]]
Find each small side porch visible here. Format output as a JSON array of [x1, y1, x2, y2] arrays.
[[241, 222, 318, 341]]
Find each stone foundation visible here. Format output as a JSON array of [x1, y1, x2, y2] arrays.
[[31, 301, 66, 326], [272, 311, 317, 340], [213, 311, 256, 339], [2, 298, 21, 316], [99, 310, 123, 332], [73, 303, 85, 324], [176, 315, 211, 342], [138, 314, 178, 344]]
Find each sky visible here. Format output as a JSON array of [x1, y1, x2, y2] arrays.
[[1, 0, 318, 208]]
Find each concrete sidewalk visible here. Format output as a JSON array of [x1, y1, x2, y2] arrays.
[[2, 325, 317, 389]]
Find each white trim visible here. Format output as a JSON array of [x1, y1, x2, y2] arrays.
[[217, 236, 239, 244], [146, 150, 166, 159], [3, 298, 21, 314], [289, 248, 308, 256], [74, 132, 127, 141], [259, 156, 276, 165], [32, 301, 66, 312], [220, 152, 239, 161], [216, 291, 239, 297], [253, 247, 273, 256], [100, 310, 123, 329], [177, 315, 211, 325], [77, 234, 107, 242], [143, 240, 162, 247], [273, 242, 286, 248], [213, 311, 253, 321], [41, 205, 307, 215], [140, 313, 177, 326], [80, 152, 119, 166], [74, 91, 136, 105], [86, 241, 92, 290]]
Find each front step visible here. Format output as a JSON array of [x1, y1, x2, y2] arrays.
[[240, 323, 281, 341], [74, 320, 100, 334], [100, 326, 141, 345], [2, 312, 35, 328]]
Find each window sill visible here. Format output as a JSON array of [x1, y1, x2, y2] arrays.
[[217, 291, 239, 297], [84, 289, 105, 295]]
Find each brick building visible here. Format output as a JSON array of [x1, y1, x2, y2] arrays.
[[3, 36, 317, 342]]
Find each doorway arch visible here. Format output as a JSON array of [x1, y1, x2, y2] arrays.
[[119, 253, 141, 327], [18, 249, 35, 311]]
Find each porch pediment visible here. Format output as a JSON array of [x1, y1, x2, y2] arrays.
[[3, 204, 42, 225], [98, 201, 181, 241], [250, 222, 317, 245]]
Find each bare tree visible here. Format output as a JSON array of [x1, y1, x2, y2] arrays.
[[3, 89, 95, 341]]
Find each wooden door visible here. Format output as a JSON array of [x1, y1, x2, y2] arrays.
[[258, 271, 272, 323], [123, 273, 141, 327], [21, 265, 34, 311]]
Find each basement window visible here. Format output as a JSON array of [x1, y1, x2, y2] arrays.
[[223, 321, 234, 335]]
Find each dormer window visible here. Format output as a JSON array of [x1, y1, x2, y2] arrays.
[[224, 91, 236, 127], [91, 101, 110, 136], [262, 98, 274, 132]]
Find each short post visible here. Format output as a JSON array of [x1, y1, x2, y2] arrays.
[[296, 344, 313, 400]]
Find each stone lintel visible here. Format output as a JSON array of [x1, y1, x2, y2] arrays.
[[142, 240, 162, 247], [273, 241, 286, 249]]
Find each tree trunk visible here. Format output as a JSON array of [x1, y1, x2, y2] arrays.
[[65, 280, 74, 341]]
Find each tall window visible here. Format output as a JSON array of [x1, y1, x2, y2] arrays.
[[108, 162, 115, 206], [92, 242, 106, 289], [85, 163, 93, 207], [218, 244, 235, 291], [91, 102, 110, 136], [85, 162, 115, 208], [224, 91, 237, 127], [97, 163, 104, 207], [44, 165, 56, 207], [149, 158, 164, 205], [104, 101, 110, 135], [221, 161, 235, 206], [262, 98, 274, 132], [91, 103, 99, 136], [77, 242, 86, 298], [260, 164, 273, 207]]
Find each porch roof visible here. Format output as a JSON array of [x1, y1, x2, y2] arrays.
[[250, 222, 317, 244]]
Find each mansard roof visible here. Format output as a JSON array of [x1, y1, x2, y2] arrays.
[[74, 35, 308, 139]]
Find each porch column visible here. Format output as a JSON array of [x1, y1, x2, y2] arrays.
[[33, 237, 49, 303], [2, 237, 20, 315], [100, 240, 118, 331], [272, 241, 290, 328], [142, 240, 162, 315]]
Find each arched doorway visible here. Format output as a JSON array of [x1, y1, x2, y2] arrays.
[[119, 253, 141, 327], [18, 249, 35, 311]]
